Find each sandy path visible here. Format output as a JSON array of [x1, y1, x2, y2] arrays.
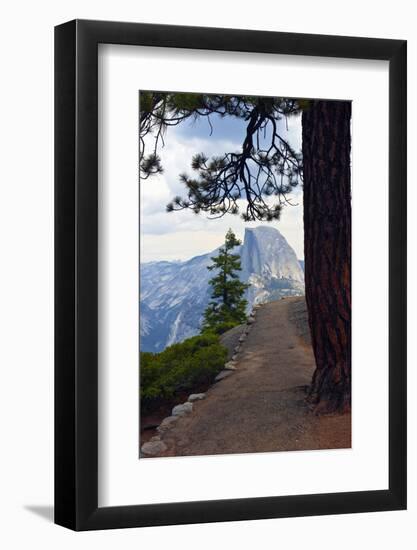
[[159, 297, 351, 457]]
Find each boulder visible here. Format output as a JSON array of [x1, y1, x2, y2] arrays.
[[224, 362, 237, 371], [239, 334, 246, 343], [141, 440, 167, 456], [232, 354, 238, 361], [215, 370, 234, 382], [188, 393, 206, 402], [172, 402, 193, 417]]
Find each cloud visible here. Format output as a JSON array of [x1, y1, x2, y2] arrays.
[[140, 131, 241, 225]]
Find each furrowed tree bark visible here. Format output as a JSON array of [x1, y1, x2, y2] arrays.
[[302, 100, 351, 414]]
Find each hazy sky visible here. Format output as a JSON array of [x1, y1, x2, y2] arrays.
[[140, 104, 304, 263]]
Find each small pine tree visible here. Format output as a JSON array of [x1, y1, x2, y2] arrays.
[[202, 229, 249, 334]]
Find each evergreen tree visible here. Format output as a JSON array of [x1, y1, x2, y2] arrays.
[[203, 229, 248, 334]]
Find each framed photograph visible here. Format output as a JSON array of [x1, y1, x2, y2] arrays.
[[55, 19, 407, 530]]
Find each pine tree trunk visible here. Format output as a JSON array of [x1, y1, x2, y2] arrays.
[[302, 100, 351, 414]]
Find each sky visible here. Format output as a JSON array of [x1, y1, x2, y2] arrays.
[[140, 101, 304, 263]]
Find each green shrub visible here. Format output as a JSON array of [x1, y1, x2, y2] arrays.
[[140, 333, 227, 411]]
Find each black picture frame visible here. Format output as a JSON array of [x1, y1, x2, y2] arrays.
[[55, 19, 407, 531]]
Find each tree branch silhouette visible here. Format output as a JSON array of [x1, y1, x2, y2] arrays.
[[139, 93, 304, 219]]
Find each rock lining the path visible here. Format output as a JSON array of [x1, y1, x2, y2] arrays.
[[188, 393, 206, 402], [141, 439, 167, 456], [215, 370, 234, 382], [219, 324, 247, 360], [172, 402, 193, 416]]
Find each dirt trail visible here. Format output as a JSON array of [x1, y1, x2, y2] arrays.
[[159, 297, 351, 457]]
